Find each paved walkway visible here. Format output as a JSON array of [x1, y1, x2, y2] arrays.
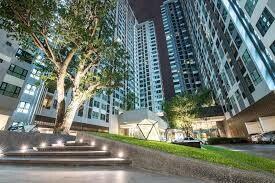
[[214, 144, 275, 160], [0, 165, 209, 183]]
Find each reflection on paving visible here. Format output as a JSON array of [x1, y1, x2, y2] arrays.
[[0, 165, 208, 183]]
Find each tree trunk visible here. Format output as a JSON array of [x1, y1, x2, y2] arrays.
[[53, 76, 66, 133], [60, 97, 82, 134]]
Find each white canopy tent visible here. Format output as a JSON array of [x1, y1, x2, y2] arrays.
[[118, 109, 168, 141]]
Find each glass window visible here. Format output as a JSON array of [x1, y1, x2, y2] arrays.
[[270, 40, 275, 55], [242, 50, 252, 65], [93, 101, 100, 108], [256, 8, 274, 36], [0, 82, 21, 98], [7, 64, 28, 80], [250, 69, 262, 85], [17, 101, 30, 113], [30, 69, 41, 80], [24, 84, 37, 95], [244, 75, 255, 93], [92, 111, 99, 119], [244, 0, 258, 16], [88, 108, 92, 119], [15, 48, 34, 64], [100, 114, 106, 121]]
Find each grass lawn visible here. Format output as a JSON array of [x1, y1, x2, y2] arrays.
[[91, 132, 275, 174]]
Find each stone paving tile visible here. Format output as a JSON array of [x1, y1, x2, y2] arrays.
[[0, 165, 208, 183]]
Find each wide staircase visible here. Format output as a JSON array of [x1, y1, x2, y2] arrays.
[[0, 141, 131, 166]]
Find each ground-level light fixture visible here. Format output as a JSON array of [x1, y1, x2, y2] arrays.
[[21, 145, 28, 152], [40, 142, 47, 148], [57, 140, 64, 146], [91, 141, 95, 146], [79, 139, 83, 143], [118, 152, 124, 158], [102, 145, 107, 151]]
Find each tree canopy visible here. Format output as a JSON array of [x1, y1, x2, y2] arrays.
[[0, 0, 129, 133], [163, 89, 213, 136]]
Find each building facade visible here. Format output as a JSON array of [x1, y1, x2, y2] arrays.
[[161, 0, 202, 95], [180, 0, 275, 137], [0, 30, 34, 130], [136, 21, 164, 114]]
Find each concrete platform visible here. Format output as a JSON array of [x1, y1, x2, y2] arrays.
[[4, 150, 111, 158], [0, 165, 207, 183], [0, 157, 131, 166], [36, 146, 99, 151]]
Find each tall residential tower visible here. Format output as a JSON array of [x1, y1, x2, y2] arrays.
[[161, 0, 202, 95], [180, 0, 275, 137], [136, 21, 164, 114]]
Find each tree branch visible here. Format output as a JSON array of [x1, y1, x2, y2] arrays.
[[61, 47, 78, 73]]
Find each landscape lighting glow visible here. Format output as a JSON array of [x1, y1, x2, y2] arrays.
[[102, 145, 107, 151], [21, 145, 28, 151], [79, 139, 83, 143], [40, 142, 47, 148], [57, 140, 63, 146], [118, 152, 124, 158], [91, 141, 95, 146]]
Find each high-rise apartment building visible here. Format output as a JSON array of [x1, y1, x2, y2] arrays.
[[180, 0, 275, 137], [0, 30, 34, 130], [161, 0, 202, 95], [136, 21, 164, 114]]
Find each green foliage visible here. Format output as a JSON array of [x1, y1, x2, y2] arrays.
[[163, 88, 213, 135], [91, 132, 275, 174], [0, 0, 128, 93]]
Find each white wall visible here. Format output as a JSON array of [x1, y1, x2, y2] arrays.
[[259, 116, 275, 132]]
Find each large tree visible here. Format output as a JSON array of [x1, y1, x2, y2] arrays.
[[0, 0, 128, 133], [163, 89, 213, 137]]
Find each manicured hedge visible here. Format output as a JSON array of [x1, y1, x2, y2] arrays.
[[207, 137, 248, 145]]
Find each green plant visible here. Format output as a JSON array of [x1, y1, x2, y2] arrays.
[[163, 88, 213, 136]]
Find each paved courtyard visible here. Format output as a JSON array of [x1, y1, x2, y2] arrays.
[[214, 144, 275, 160], [0, 165, 209, 183]]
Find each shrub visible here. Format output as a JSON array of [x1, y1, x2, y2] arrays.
[[207, 137, 248, 145]]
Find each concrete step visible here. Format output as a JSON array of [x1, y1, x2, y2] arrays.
[[64, 142, 89, 146], [4, 150, 111, 158], [0, 157, 131, 166], [34, 146, 100, 151]]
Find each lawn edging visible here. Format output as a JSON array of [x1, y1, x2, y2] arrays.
[[77, 132, 275, 183]]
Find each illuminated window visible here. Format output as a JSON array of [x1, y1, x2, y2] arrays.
[[256, 8, 274, 36], [30, 69, 41, 80], [17, 102, 30, 113], [24, 84, 37, 95]]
